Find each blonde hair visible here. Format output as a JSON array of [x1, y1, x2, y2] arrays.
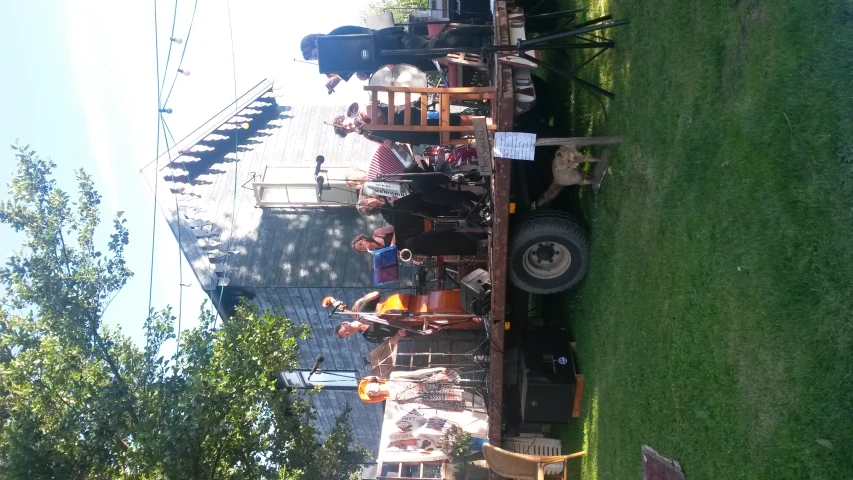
[[346, 168, 367, 188]]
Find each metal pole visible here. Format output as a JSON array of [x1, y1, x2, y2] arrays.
[[526, 8, 588, 20], [518, 19, 629, 47], [519, 52, 615, 98]]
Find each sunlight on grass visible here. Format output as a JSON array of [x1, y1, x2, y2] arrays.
[[587, 0, 609, 18], [581, 389, 600, 480], [551, 0, 853, 476]]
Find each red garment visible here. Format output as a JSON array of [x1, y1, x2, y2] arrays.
[[422, 145, 478, 167]]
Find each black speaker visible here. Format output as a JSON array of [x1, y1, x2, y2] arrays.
[[449, 0, 493, 23], [460, 268, 491, 316], [317, 34, 377, 75], [519, 329, 577, 424]]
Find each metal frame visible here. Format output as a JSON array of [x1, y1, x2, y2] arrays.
[[277, 368, 360, 391], [378, 15, 628, 99]]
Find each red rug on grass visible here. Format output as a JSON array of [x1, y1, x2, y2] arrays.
[[642, 445, 686, 480]]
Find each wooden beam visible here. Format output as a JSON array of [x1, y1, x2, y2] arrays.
[[371, 91, 381, 124], [361, 124, 496, 132], [403, 93, 411, 126], [450, 93, 496, 101], [488, 3, 513, 467], [535, 136, 623, 147], [472, 117, 492, 177], [440, 92, 451, 145]]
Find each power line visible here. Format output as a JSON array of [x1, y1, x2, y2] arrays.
[[214, 0, 239, 329], [160, 116, 184, 355], [163, 0, 201, 108], [158, 0, 181, 99], [148, 0, 163, 319]]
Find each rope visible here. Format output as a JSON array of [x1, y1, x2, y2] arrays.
[[214, 0, 239, 328]]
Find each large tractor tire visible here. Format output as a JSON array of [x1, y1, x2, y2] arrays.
[[508, 210, 590, 294]]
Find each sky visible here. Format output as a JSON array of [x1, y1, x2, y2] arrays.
[[0, 0, 372, 348]]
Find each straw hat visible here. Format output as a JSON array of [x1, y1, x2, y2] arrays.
[[358, 377, 391, 403]]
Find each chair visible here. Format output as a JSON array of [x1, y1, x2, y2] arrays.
[[482, 443, 584, 480], [504, 435, 565, 475], [362, 85, 496, 145]]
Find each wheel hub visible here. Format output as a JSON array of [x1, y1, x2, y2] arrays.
[[522, 242, 572, 279]]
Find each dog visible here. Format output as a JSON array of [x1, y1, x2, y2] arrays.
[[536, 145, 603, 207]]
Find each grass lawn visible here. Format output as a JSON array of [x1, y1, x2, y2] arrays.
[[528, 0, 853, 478]]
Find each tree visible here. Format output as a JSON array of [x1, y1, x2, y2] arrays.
[[362, 0, 429, 24], [0, 144, 369, 479]]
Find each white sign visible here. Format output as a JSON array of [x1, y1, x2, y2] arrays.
[[493, 132, 537, 161]]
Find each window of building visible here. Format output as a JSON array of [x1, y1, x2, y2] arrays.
[[276, 369, 359, 390], [378, 462, 443, 479]]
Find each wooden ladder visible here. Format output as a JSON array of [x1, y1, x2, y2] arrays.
[[362, 86, 497, 146]]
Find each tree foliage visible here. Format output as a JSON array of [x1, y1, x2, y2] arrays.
[[0, 144, 369, 479], [362, 0, 429, 24]]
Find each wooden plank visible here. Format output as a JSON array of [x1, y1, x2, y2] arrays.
[[321, 211, 346, 287], [259, 212, 288, 287], [296, 212, 324, 288], [275, 288, 313, 368], [362, 124, 494, 132], [440, 93, 451, 145], [312, 106, 332, 166], [403, 93, 411, 126], [282, 214, 311, 287], [246, 210, 277, 287], [420, 95, 428, 126], [304, 288, 337, 369], [286, 287, 322, 365], [472, 117, 492, 177], [294, 106, 319, 165], [272, 213, 297, 287], [535, 136, 623, 147], [364, 86, 496, 94], [327, 211, 353, 288], [371, 91, 381, 124], [386, 92, 395, 125], [449, 93, 496, 101], [440, 93, 451, 128]]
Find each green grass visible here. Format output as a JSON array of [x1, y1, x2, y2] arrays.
[[529, 0, 853, 478]]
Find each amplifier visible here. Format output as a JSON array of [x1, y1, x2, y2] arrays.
[[460, 268, 491, 316], [317, 34, 377, 75], [449, 0, 492, 22], [519, 329, 577, 424]]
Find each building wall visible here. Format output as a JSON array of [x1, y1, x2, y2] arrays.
[[141, 83, 412, 456]]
